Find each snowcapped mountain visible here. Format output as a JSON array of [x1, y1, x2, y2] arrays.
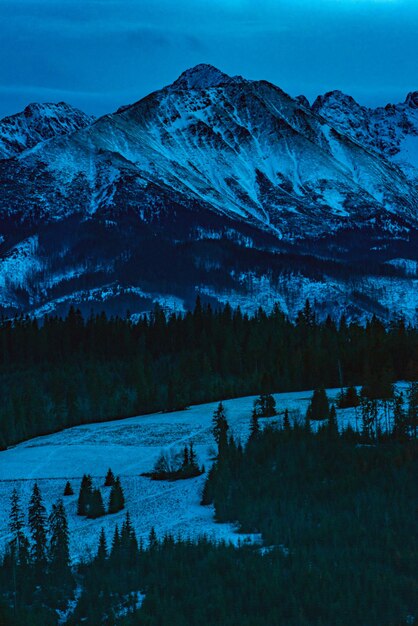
[[0, 65, 417, 321], [312, 90, 418, 182], [0, 102, 94, 159]]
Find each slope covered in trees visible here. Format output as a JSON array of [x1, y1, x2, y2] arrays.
[[1, 300, 417, 448]]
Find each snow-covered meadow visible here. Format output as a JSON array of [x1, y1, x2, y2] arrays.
[[0, 384, 407, 561]]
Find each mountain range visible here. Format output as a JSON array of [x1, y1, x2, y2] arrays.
[[0, 64, 417, 321]]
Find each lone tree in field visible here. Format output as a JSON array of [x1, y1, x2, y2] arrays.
[[64, 481, 74, 496]]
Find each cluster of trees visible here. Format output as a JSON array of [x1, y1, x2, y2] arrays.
[[253, 393, 276, 417], [1, 300, 418, 448], [306, 387, 331, 420], [304, 382, 418, 442], [148, 443, 204, 480], [337, 385, 360, 408], [77, 473, 125, 519], [1, 484, 73, 620], [202, 411, 417, 626]]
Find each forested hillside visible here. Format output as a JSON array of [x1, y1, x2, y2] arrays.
[[1, 299, 417, 448]]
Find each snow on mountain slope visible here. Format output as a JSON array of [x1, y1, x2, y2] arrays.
[[3, 64, 417, 237], [312, 90, 418, 182], [0, 102, 94, 159], [0, 65, 417, 320]]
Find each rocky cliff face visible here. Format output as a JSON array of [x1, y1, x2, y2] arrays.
[[0, 65, 417, 322]]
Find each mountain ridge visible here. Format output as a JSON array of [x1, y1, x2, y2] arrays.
[[0, 65, 417, 322]]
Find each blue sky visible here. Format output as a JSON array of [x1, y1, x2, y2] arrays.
[[0, 0, 417, 117]]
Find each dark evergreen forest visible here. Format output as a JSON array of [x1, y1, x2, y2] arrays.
[[1, 299, 417, 448]]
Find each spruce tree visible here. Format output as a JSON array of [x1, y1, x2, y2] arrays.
[[283, 408, 291, 433], [182, 445, 189, 469], [108, 477, 125, 514], [328, 404, 338, 438], [9, 488, 29, 567], [407, 382, 418, 438], [64, 481, 74, 496], [28, 482, 47, 572], [263, 393, 276, 417], [307, 388, 330, 421], [212, 402, 229, 455], [96, 527, 107, 564], [110, 525, 121, 563], [77, 474, 93, 516], [393, 392, 408, 440], [48, 499, 71, 582], [249, 409, 260, 440], [189, 443, 198, 471], [148, 526, 158, 549], [87, 489, 105, 519], [104, 468, 115, 487]]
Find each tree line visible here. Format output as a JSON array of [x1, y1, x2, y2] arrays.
[[1, 299, 418, 448]]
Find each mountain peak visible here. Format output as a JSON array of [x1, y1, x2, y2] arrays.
[[171, 64, 240, 90], [405, 91, 418, 109], [312, 90, 360, 113], [0, 101, 94, 159]]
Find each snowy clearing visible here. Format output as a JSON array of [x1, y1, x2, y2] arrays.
[[0, 384, 408, 561]]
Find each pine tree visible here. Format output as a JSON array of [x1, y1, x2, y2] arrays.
[[77, 474, 93, 516], [306, 388, 330, 421], [328, 404, 338, 438], [96, 527, 107, 564], [110, 525, 121, 562], [148, 526, 158, 549], [108, 477, 125, 514], [249, 409, 260, 440], [64, 481, 74, 496], [393, 392, 408, 440], [9, 489, 29, 567], [28, 482, 47, 572], [189, 442, 198, 471], [182, 445, 189, 469], [263, 393, 276, 417], [87, 489, 105, 519], [346, 386, 360, 408], [283, 408, 291, 433], [407, 382, 418, 439], [104, 468, 115, 487], [212, 402, 229, 455], [48, 499, 71, 582]]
